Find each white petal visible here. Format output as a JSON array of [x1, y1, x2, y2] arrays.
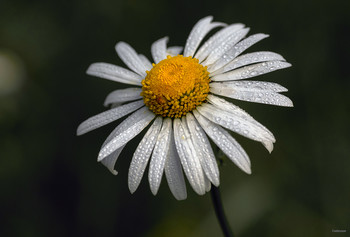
[[210, 51, 285, 75], [184, 16, 213, 57], [204, 175, 211, 192], [104, 88, 142, 107], [197, 103, 275, 153], [195, 24, 245, 63], [184, 16, 226, 57], [98, 107, 155, 161], [167, 46, 183, 56], [212, 61, 292, 81], [86, 63, 143, 86], [202, 28, 250, 67], [185, 113, 220, 186], [173, 118, 206, 195], [165, 131, 187, 200], [213, 80, 288, 93], [100, 145, 125, 175], [228, 33, 270, 60], [115, 42, 148, 77], [98, 119, 130, 174], [207, 94, 275, 140], [151, 37, 169, 64], [193, 110, 251, 174], [210, 81, 293, 107], [77, 100, 144, 136], [223, 51, 285, 72], [138, 54, 153, 71], [149, 118, 172, 195], [128, 117, 163, 193], [208, 34, 270, 75]]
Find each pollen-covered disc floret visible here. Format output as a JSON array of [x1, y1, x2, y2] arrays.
[[141, 55, 210, 118]]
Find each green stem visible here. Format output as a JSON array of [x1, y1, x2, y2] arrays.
[[210, 186, 234, 237]]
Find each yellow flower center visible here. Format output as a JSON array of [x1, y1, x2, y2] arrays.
[[141, 55, 210, 118]]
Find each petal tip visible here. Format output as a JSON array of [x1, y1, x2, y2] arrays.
[[76, 124, 85, 136], [110, 170, 118, 175], [150, 187, 158, 196], [86, 64, 93, 74], [213, 179, 220, 187], [240, 162, 252, 174], [202, 15, 213, 21], [97, 153, 106, 162], [282, 97, 294, 107], [245, 168, 252, 175], [174, 193, 187, 200], [115, 41, 125, 49], [128, 185, 136, 194], [284, 62, 292, 68], [268, 146, 274, 154], [263, 140, 274, 153]]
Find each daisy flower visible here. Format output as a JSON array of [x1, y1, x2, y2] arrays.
[[77, 16, 292, 200]]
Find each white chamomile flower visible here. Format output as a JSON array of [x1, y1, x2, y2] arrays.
[[77, 16, 293, 200]]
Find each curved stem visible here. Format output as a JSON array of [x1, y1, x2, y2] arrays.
[[210, 186, 234, 237]]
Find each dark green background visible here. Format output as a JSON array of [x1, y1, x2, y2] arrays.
[[1, 0, 349, 236]]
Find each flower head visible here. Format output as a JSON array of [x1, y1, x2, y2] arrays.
[[77, 16, 292, 200]]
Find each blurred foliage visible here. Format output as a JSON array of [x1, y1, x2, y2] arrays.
[[0, 0, 349, 236]]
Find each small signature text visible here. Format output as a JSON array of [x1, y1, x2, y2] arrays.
[[332, 229, 347, 233]]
